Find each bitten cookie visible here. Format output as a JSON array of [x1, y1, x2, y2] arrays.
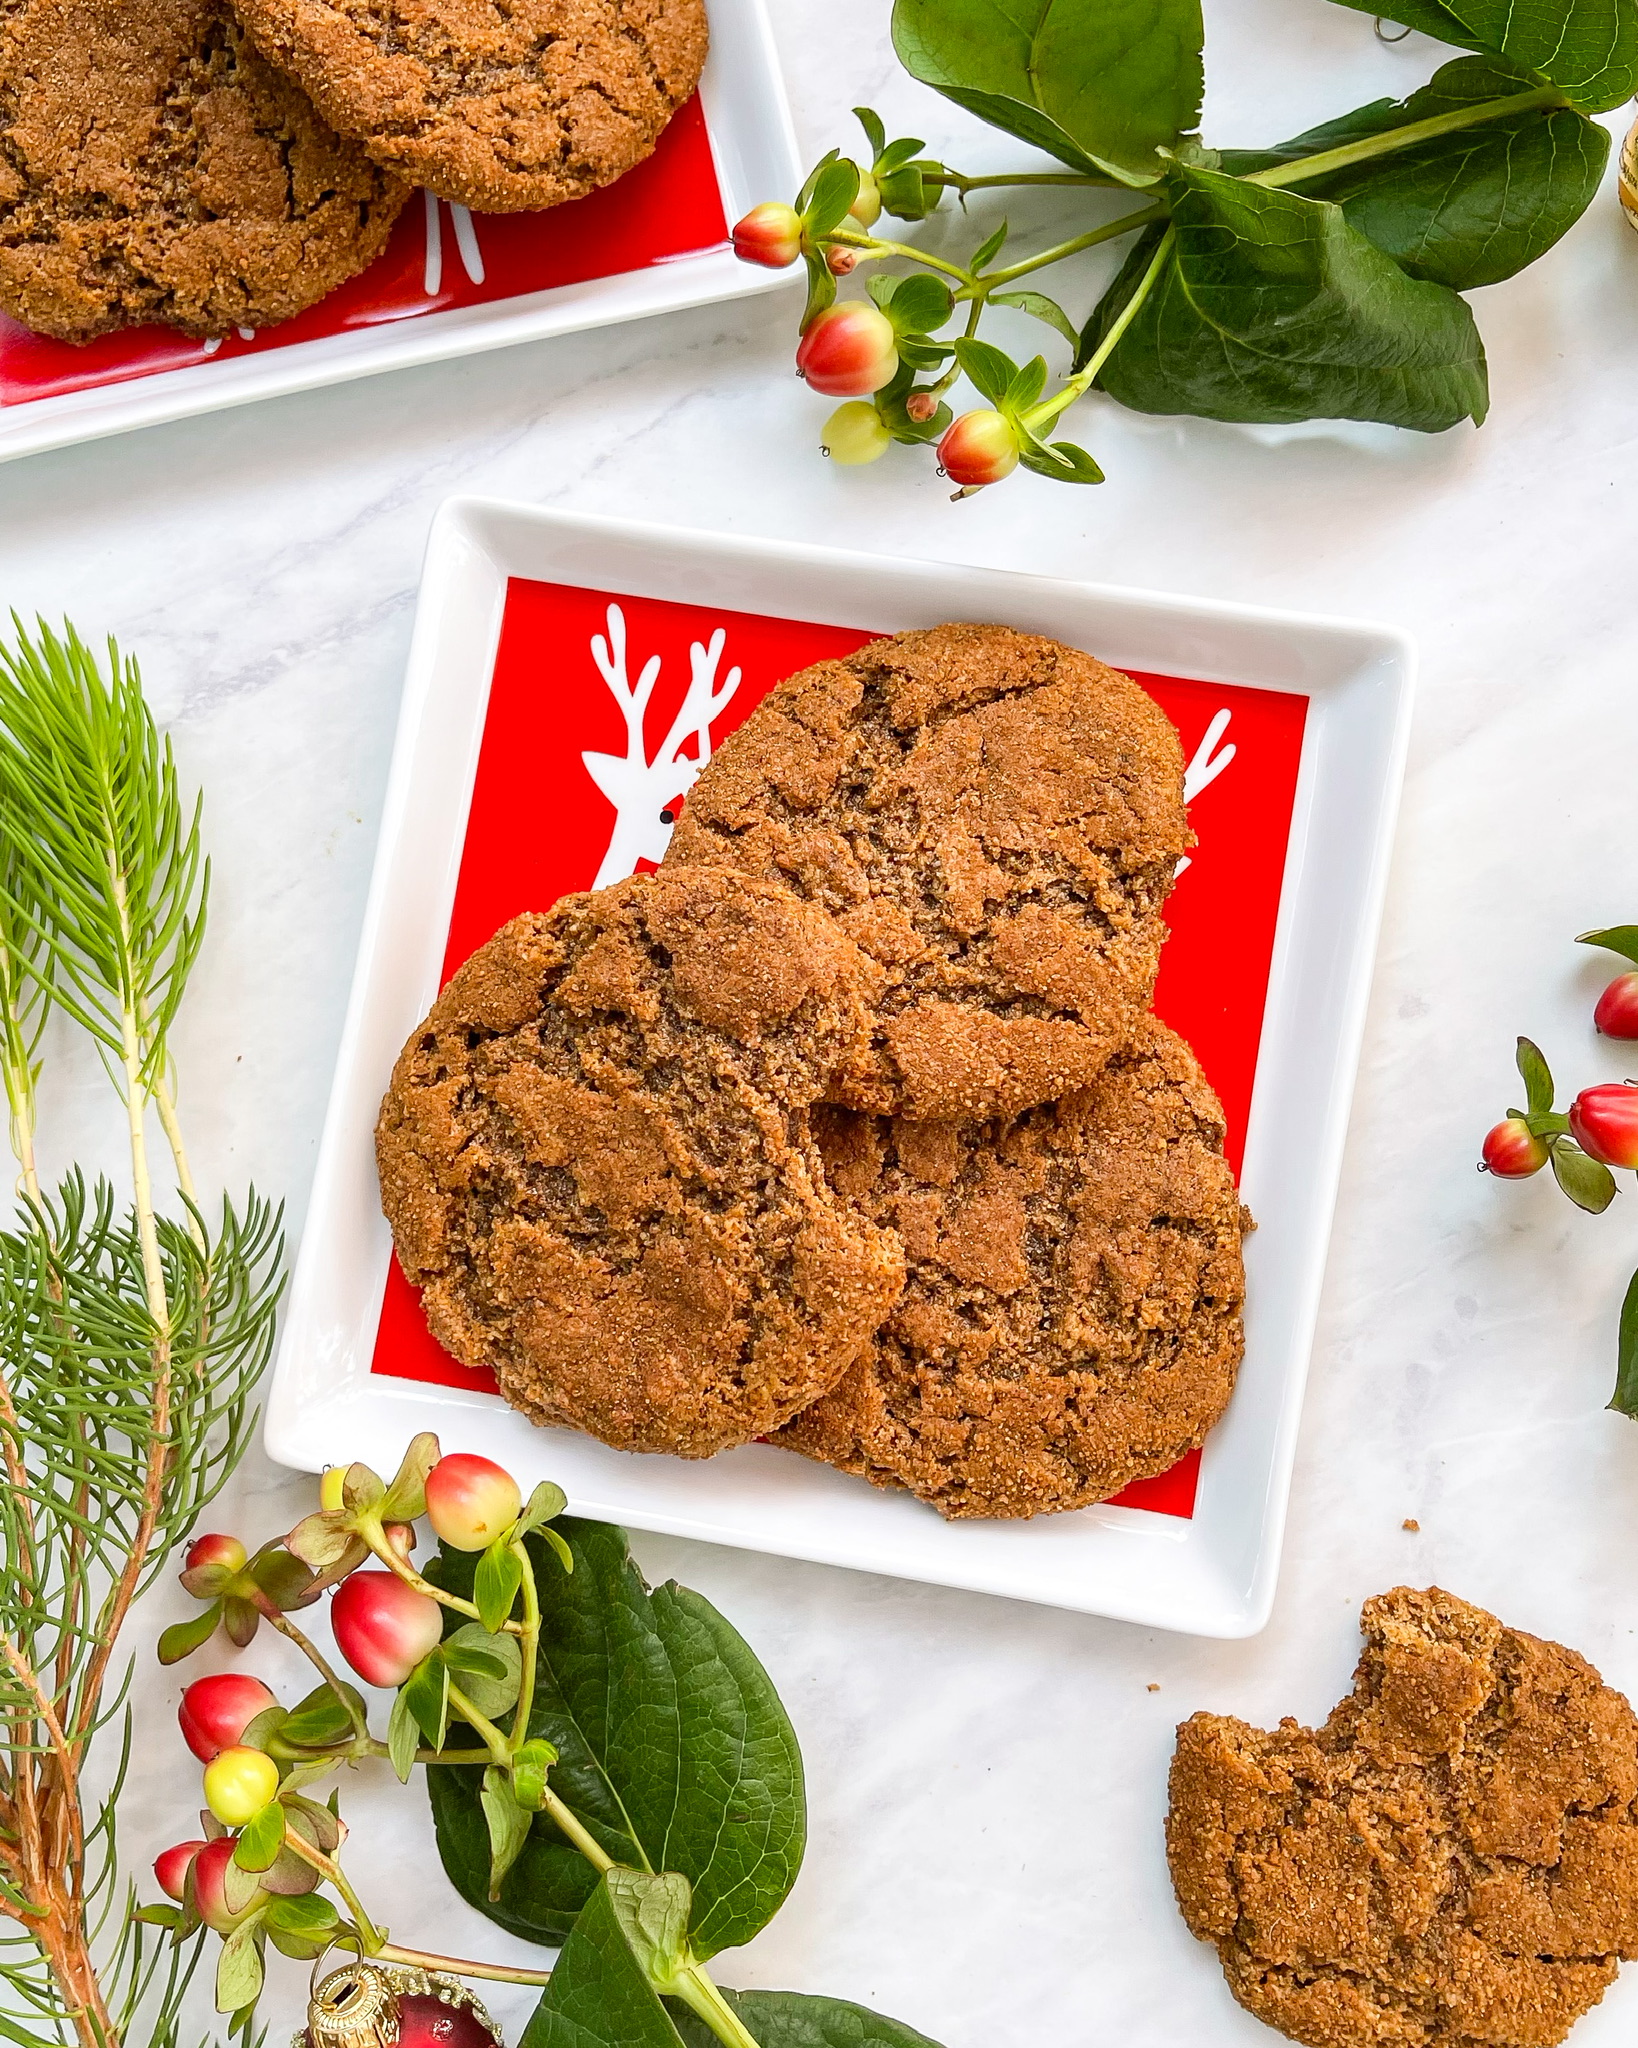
[[376, 868, 905, 1460], [231, 0, 710, 214], [777, 1017, 1248, 1517], [1168, 1587, 1638, 2048], [0, 0, 408, 344], [664, 623, 1190, 1123]]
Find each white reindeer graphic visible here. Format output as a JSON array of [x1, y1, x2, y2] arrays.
[[1176, 709, 1236, 876], [423, 192, 486, 295], [581, 605, 743, 888]]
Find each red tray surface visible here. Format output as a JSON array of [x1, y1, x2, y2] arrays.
[[0, 97, 724, 407], [372, 579, 1308, 1521]]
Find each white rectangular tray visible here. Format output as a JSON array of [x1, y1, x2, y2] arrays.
[[265, 502, 1414, 1638], [0, 0, 796, 466]]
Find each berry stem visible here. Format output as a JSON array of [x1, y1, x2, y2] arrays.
[[362, 1521, 523, 1635], [977, 201, 1164, 288], [1027, 224, 1175, 433], [540, 1784, 615, 1874], [672, 1964, 765, 2048], [260, 1606, 372, 1741], [508, 1540, 541, 1763], [279, 1827, 385, 1952], [369, 1941, 553, 1988], [445, 1682, 512, 1767], [928, 168, 1121, 192]]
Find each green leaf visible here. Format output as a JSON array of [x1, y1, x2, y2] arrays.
[[512, 1737, 559, 1812], [1515, 1036, 1555, 1116], [969, 221, 1010, 272], [801, 251, 838, 329], [476, 1540, 526, 1633], [1085, 171, 1489, 431], [388, 1686, 420, 1783], [990, 289, 1081, 347], [445, 1622, 523, 1719], [283, 1792, 342, 1856], [877, 273, 953, 338], [285, 1510, 365, 1573], [1004, 356, 1048, 410], [1550, 1138, 1617, 1214], [854, 107, 888, 159], [1018, 439, 1106, 484], [667, 1990, 947, 2048], [339, 1460, 386, 1514], [518, 1480, 570, 1539], [404, 1651, 451, 1751], [892, 0, 1205, 185], [519, 1880, 689, 2048], [1612, 1264, 1638, 1418], [1579, 926, 1638, 968], [607, 1870, 693, 1996], [952, 337, 1018, 405], [233, 1801, 286, 1874], [215, 1925, 264, 2016], [279, 1681, 366, 1749], [427, 1522, 805, 1958], [806, 160, 862, 236], [248, 1544, 316, 1611], [879, 161, 941, 220], [157, 1601, 221, 1665], [133, 1903, 185, 1929], [480, 1766, 534, 1901], [1329, 0, 1638, 114], [380, 1431, 442, 1522], [1222, 58, 1608, 289]]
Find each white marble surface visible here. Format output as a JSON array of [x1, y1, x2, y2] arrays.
[[8, 2, 1638, 2042]]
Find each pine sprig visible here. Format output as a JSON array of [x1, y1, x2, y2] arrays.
[[0, 622, 284, 2048]]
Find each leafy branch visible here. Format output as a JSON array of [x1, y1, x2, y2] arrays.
[[0, 620, 284, 2048], [753, 0, 1634, 490]]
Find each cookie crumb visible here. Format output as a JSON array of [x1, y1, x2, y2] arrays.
[[1402, 1517, 1420, 1531], [1147, 1683, 1161, 1693]]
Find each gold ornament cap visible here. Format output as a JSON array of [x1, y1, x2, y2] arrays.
[[306, 1964, 404, 2048]]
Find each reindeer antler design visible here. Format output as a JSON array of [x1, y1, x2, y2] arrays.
[[581, 608, 743, 889], [1176, 710, 1237, 878]]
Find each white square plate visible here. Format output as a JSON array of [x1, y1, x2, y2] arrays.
[[265, 501, 1413, 1638], [0, 0, 796, 465]]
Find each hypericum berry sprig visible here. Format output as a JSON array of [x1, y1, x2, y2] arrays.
[[729, 0, 1637, 496], [1481, 923, 1638, 1421]]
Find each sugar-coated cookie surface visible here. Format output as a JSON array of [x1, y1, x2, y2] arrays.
[[1168, 1587, 1638, 2048], [665, 622, 1190, 1123], [375, 868, 905, 1460], [777, 1016, 1247, 1516], [231, 0, 710, 214], [0, 0, 408, 343]]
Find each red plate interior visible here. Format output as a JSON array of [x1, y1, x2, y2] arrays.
[[371, 579, 1309, 1521], [0, 97, 725, 407]]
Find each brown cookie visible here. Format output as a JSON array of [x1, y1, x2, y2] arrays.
[[376, 868, 906, 1460], [776, 1017, 1248, 1518], [0, 0, 409, 344], [665, 623, 1190, 1123], [231, 0, 710, 215], [1168, 1587, 1638, 2048]]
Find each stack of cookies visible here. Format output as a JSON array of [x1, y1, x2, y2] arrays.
[[0, 0, 709, 344], [376, 623, 1252, 1521]]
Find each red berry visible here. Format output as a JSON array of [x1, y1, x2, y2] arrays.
[[425, 1455, 523, 1553], [1569, 1083, 1638, 1168], [1480, 1118, 1548, 1178], [826, 246, 859, 276], [179, 1673, 278, 1762], [937, 409, 1020, 488], [731, 202, 802, 268], [190, 1835, 263, 1933], [1595, 971, 1638, 1039], [795, 303, 899, 398], [154, 1840, 208, 1903], [331, 1571, 444, 1687], [186, 1533, 247, 1576]]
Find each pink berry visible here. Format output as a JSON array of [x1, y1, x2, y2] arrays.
[[937, 409, 1020, 488], [384, 1521, 418, 1560], [1569, 1083, 1638, 1169], [179, 1673, 278, 1762], [826, 246, 859, 276], [185, 1533, 247, 1576], [1595, 972, 1638, 1039], [154, 1840, 208, 1903], [331, 1571, 444, 1687], [190, 1835, 263, 1934], [732, 202, 802, 269], [1480, 1118, 1548, 1178], [796, 303, 899, 398], [425, 1454, 523, 1553], [904, 391, 937, 424]]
